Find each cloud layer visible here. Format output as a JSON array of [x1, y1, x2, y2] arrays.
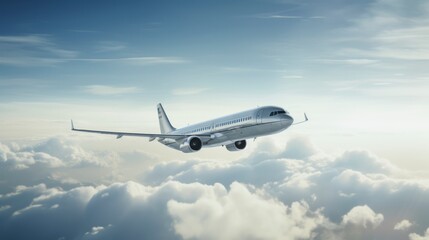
[[1, 136, 428, 240]]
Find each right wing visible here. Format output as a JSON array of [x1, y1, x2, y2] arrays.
[[71, 120, 211, 140], [292, 113, 308, 125]]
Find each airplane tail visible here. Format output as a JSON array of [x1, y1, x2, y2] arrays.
[[157, 103, 176, 133]]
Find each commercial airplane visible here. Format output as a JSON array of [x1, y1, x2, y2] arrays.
[[71, 104, 308, 153]]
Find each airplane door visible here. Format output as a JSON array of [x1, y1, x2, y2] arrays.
[[256, 110, 263, 124]]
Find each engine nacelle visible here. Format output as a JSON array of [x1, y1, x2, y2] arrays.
[[180, 136, 203, 153], [226, 140, 247, 151]]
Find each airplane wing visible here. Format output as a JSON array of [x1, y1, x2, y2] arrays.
[[292, 113, 308, 125], [71, 120, 211, 140]]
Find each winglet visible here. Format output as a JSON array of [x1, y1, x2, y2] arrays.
[[71, 120, 75, 130], [292, 113, 309, 125]]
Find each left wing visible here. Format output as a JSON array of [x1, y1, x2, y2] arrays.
[[71, 120, 211, 140]]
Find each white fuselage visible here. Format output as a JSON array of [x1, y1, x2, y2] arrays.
[[72, 104, 299, 153], [158, 106, 294, 150]]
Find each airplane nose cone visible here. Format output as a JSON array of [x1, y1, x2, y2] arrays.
[[282, 114, 294, 126], [287, 115, 294, 124]]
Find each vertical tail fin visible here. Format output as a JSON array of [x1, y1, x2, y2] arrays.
[[157, 103, 176, 133]]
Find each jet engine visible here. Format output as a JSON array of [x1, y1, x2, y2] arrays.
[[225, 140, 247, 151], [180, 136, 202, 153]]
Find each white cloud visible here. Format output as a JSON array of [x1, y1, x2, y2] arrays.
[[342, 205, 384, 228], [0, 138, 119, 193], [333, 150, 398, 174], [85, 226, 106, 236], [410, 228, 429, 240], [279, 136, 317, 160], [0, 180, 328, 240], [0, 141, 63, 169], [394, 219, 412, 231], [1, 136, 429, 239], [84, 85, 139, 95], [168, 182, 325, 240], [142, 137, 429, 239], [29, 137, 113, 167]]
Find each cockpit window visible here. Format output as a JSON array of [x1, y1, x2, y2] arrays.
[[270, 110, 287, 116]]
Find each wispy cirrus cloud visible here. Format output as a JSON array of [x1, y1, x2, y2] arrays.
[[315, 58, 379, 65], [95, 41, 126, 52], [0, 34, 187, 67], [326, 77, 429, 98], [254, 11, 326, 20], [83, 85, 140, 95], [282, 75, 304, 79], [339, 0, 429, 61], [0, 57, 66, 67], [0, 34, 76, 66], [171, 88, 208, 96], [0, 56, 187, 67], [0, 35, 49, 45], [0, 34, 77, 59], [258, 15, 326, 19], [261, 15, 302, 19], [74, 56, 187, 65]]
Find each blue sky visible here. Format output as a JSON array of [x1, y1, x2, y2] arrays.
[[1, 1, 429, 239], [1, 0, 428, 167]]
